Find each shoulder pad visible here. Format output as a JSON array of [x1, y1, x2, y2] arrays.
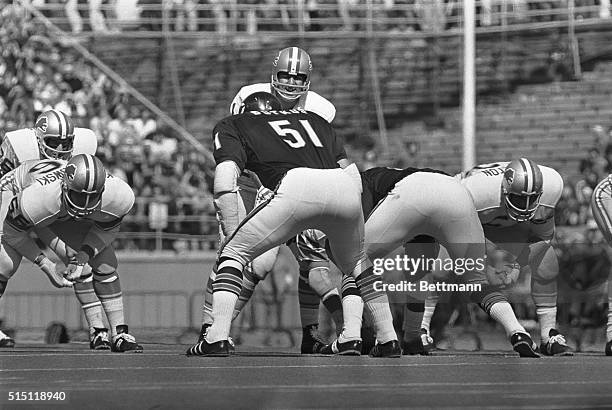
[[539, 165, 564, 207], [100, 176, 135, 218], [5, 129, 39, 163], [73, 128, 98, 155], [303, 91, 336, 123]]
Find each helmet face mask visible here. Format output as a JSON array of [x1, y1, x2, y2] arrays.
[[501, 158, 544, 222], [271, 47, 312, 102], [35, 110, 75, 160], [61, 154, 106, 218]]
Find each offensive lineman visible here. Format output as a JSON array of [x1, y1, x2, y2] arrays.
[[199, 48, 344, 352], [0, 109, 110, 349], [421, 159, 572, 356], [231, 165, 542, 357], [0, 154, 143, 352], [187, 92, 400, 357]]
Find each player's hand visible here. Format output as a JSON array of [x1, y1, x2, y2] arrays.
[[64, 251, 90, 281], [35, 254, 72, 288]]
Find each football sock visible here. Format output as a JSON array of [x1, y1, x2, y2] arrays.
[[536, 306, 557, 342], [298, 270, 320, 327], [489, 301, 526, 337]]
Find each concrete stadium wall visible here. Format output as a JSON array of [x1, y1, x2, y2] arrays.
[[0, 249, 301, 332]]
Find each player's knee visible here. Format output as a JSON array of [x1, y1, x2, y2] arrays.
[[307, 267, 336, 297], [92, 264, 119, 283]]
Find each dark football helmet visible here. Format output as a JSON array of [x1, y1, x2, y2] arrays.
[[241, 92, 282, 113]]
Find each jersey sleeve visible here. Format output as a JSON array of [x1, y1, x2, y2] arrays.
[[212, 118, 247, 169]]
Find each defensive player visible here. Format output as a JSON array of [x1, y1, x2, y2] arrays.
[[421, 159, 572, 356], [229, 46, 336, 122], [198, 50, 343, 352], [187, 92, 399, 357], [0, 109, 111, 350], [0, 154, 143, 353], [589, 174, 612, 355]]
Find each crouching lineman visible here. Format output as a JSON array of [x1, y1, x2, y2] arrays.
[[213, 164, 541, 357], [589, 174, 612, 355], [187, 92, 399, 357], [304, 166, 541, 357], [421, 159, 572, 356], [0, 154, 142, 352], [0, 109, 111, 350]]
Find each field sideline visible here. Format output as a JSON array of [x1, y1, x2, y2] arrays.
[[1, 344, 611, 409]]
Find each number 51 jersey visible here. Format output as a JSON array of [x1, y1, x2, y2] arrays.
[[213, 108, 347, 190]]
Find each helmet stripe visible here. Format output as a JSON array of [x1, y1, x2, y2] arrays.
[[289, 47, 298, 75], [84, 154, 94, 191], [58, 111, 67, 138], [519, 158, 532, 192], [49, 110, 62, 138]]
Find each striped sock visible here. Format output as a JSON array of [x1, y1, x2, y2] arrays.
[[202, 268, 215, 326], [421, 293, 439, 334], [206, 257, 244, 343], [339, 275, 363, 341], [93, 270, 124, 336], [355, 269, 396, 344], [233, 264, 259, 321], [73, 276, 105, 329]]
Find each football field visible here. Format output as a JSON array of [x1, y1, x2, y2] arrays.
[[1, 344, 611, 409]]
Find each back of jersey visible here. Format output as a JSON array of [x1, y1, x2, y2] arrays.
[[213, 108, 345, 189]]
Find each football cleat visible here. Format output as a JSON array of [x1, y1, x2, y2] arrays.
[[90, 327, 111, 350], [402, 328, 435, 355], [539, 329, 573, 356], [0, 330, 15, 348], [186, 339, 232, 357], [369, 340, 402, 358], [605, 340, 612, 356], [510, 331, 540, 358], [319, 338, 362, 356], [111, 325, 143, 353], [197, 323, 235, 354], [300, 324, 326, 354]]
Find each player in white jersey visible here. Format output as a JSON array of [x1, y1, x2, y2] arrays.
[[229, 46, 336, 122], [589, 175, 612, 355], [0, 110, 109, 350], [421, 158, 572, 356], [198, 49, 343, 351], [0, 154, 143, 353]]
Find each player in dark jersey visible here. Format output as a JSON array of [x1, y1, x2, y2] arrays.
[[187, 92, 399, 357], [307, 166, 541, 357]]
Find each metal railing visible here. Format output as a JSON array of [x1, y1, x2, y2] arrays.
[[22, 0, 612, 37]]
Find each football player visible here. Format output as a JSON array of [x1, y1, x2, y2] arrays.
[[421, 159, 572, 356], [198, 50, 343, 353], [229, 46, 336, 122], [0, 154, 143, 353], [187, 92, 399, 357], [589, 174, 612, 355], [0, 109, 110, 350]]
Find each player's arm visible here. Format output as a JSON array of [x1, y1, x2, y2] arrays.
[[212, 118, 248, 237]]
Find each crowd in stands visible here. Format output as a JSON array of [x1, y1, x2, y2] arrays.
[[22, 0, 612, 35], [0, 3, 216, 252]]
